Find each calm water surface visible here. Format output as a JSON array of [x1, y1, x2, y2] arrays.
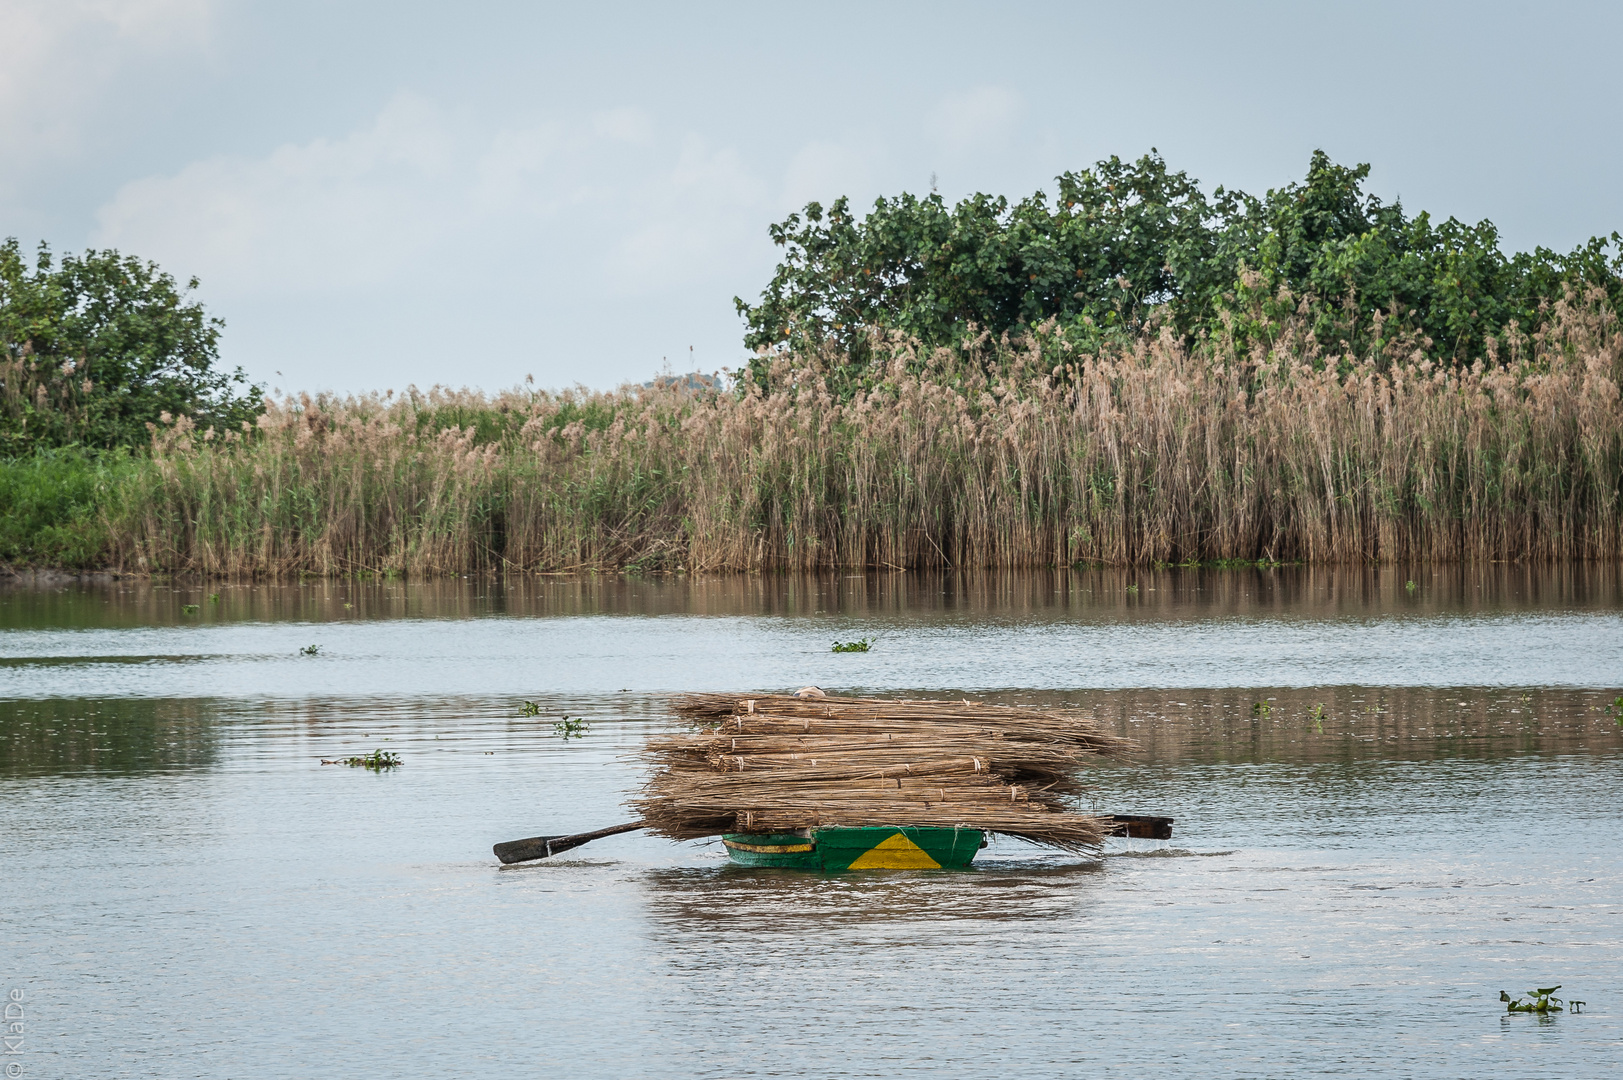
[[2, 566, 1621, 1078]]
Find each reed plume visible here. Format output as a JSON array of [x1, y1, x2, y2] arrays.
[[99, 288, 1623, 574]]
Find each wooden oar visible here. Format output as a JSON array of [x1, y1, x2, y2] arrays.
[[493, 821, 644, 864]]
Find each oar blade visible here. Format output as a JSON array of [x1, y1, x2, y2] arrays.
[[493, 835, 566, 864], [493, 821, 644, 864]]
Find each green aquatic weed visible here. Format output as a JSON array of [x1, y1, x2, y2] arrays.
[[299, 644, 320, 656], [832, 638, 872, 653], [554, 716, 589, 739], [521, 700, 542, 716], [1501, 986, 1583, 1014], [1308, 703, 1326, 732], [1251, 700, 1272, 719], [323, 749, 401, 770], [180, 604, 199, 614]]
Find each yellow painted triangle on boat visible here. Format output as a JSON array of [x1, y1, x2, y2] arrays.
[[847, 832, 941, 869]]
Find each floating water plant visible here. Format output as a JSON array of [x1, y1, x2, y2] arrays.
[[1308, 703, 1326, 733], [1126, 583, 1139, 595], [1609, 695, 1623, 726], [1405, 580, 1418, 592], [1501, 986, 1583, 1014], [208, 593, 220, 603], [322, 749, 401, 770], [299, 644, 321, 656], [1251, 700, 1273, 719], [832, 638, 873, 653], [554, 716, 589, 739], [181, 604, 199, 614], [521, 700, 542, 716]]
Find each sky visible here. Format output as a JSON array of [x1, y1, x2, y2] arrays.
[[3, 1, 1621, 395]]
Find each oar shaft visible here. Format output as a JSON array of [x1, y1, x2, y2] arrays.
[[493, 821, 644, 864]]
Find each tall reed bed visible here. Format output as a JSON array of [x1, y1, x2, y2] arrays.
[[106, 293, 1623, 575]]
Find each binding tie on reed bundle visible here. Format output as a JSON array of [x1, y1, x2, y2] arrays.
[[633, 692, 1135, 853]]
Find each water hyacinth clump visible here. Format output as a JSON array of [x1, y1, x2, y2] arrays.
[[553, 717, 589, 740], [1501, 986, 1583, 1014], [322, 749, 401, 771], [55, 291, 1623, 576]]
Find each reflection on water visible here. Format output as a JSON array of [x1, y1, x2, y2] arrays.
[[5, 561, 1622, 627], [641, 860, 1110, 930], [1081, 686, 1621, 763], [0, 696, 219, 776], [3, 686, 1615, 780], [3, 568, 1620, 701], [3, 682, 1610, 776], [1, 567, 1620, 1078]]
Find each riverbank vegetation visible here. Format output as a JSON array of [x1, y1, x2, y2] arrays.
[[1, 239, 261, 453], [5, 287, 1620, 574], [4, 152, 1622, 576], [737, 151, 1623, 385]]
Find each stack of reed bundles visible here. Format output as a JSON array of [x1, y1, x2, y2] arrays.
[[633, 693, 1134, 852]]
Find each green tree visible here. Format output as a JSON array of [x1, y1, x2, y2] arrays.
[[0, 239, 262, 453], [736, 152, 1217, 364], [736, 151, 1623, 381]]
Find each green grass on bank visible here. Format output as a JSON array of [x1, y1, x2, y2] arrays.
[[0, 449, 126, 569]]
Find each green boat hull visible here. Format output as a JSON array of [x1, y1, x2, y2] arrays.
[[722, 826, 985, 871]]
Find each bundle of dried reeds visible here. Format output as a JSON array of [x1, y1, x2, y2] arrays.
[[633, 693, 1133, 852]]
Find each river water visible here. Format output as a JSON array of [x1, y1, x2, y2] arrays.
[[2, 565, 1620, 1078]]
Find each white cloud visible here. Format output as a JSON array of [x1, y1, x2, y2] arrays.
[[604, 135, 767, 291], [474, 123, 566, 214], [0, 0, 214, 171], [780, 140, 876, 210], [93, 93, 460, 291], [592, 106, 654, 145], [90, 93, 776, 305], [85, 0, 212, 41], [930, 85, 1023, 155]]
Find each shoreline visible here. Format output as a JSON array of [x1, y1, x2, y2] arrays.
[[6, 315, 1621, 576]]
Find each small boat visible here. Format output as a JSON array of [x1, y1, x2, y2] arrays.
[[722, 826, 985, 870], [718, 815, 1174, 871], [494, 816, 1172, 867]]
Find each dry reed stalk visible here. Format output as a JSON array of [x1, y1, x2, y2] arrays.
[[703, 756, 995, 780], [634, 692, 1130, 851], [672, 693, 1134, 747], [107, 291, 1623, 575]]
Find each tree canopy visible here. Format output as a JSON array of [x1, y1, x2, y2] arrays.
[[737, 151, 1623, 372], [1, 239, 262, 454]]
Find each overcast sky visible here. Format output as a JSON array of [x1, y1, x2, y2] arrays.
[[4, 1, 1620, 395]]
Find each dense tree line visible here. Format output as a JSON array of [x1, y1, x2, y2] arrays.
[[736, 151, 1623, 378]]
